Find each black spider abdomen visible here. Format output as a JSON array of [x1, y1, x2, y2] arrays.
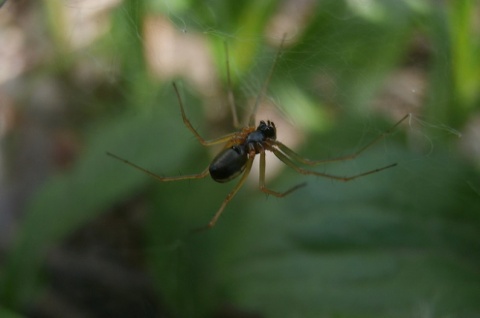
[[209, 146, 248, 183]]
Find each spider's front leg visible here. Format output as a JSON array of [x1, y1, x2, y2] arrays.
[[258, 151, 306, 197], [271, 148, 397, 182]]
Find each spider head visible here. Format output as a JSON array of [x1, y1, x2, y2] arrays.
[[257, 120, 276, 140]]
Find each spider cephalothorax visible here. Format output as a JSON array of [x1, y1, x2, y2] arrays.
[[244, 120, 276, 153]]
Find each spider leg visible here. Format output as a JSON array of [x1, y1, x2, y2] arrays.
[[172, 82, 236, 146], [224, 41, 241, 129], [107, 152, 210, 182], [271, 148, 397, 182], [194, 152, 256, 231], [248, 34, 288, 127], [272, 114, 410, 165], [259, 151, 306, 197]]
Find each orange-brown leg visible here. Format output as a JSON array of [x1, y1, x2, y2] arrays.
[[108, 84, 235, 180], [271, 148, 397, 182], [172, 82, 236, 146], [107, 152, 210, 182], [194, 152, 256, 231], [273, 114, 410, 165], [258, 151, 306, 197], [248, 34, 288, 127], [224, 41, 241, 129]]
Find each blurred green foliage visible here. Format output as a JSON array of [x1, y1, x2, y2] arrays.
[[1, 0, 480, 317]]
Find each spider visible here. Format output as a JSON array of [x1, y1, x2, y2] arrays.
[[107, 38, 408, 230]]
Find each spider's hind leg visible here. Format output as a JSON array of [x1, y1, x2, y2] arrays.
[[107, 152, 211, 182], [172, 82, 236, 146], [193, 152, 256, 232]]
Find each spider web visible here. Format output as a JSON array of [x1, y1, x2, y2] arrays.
[[2, 2, 479, 318]]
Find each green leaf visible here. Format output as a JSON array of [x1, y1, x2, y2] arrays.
[[0, 104, 199, 307]]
